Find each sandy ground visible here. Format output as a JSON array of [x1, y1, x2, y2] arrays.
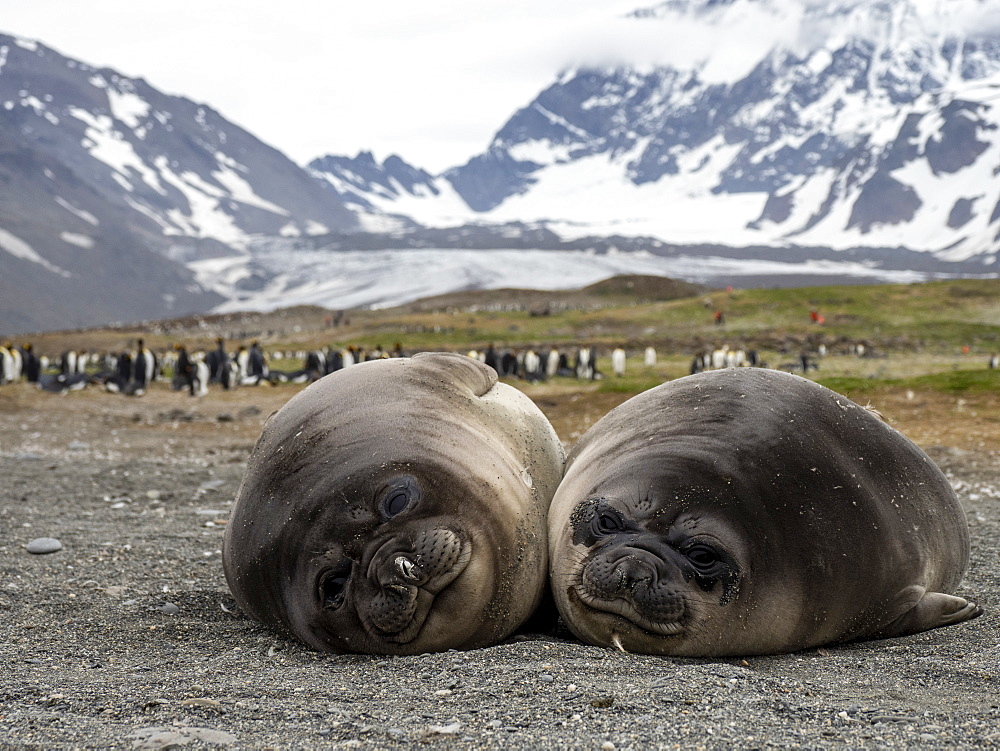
[[1, 375, 998, 750]]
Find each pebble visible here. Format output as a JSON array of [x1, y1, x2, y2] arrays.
[[68, 440, 89, 450], [26, 537, 62, 555], [181, 697, 223, 710], [539, 673, 554, 682], [157, 602, 180, 615], [427, 722, 461, 735]]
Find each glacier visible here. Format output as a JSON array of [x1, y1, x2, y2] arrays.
[[190, 247, 935, 315]]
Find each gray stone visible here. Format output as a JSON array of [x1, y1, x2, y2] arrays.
[[26, 537, 62, 555]]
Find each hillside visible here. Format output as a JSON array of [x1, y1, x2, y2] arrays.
[[395, 274, 707, 314], [14, 277, 999, 368]]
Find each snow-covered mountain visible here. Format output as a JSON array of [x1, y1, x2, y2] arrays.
[[310, 0, 1000, 266], [0, 33, 357, 332], [6, 1, 1000, 334]]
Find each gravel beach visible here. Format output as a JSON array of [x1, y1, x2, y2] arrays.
[[1, 382, 997, 749]]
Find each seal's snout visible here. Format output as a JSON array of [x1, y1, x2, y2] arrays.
[[360, 526, 474, 644], [581, 545, 687, 626], [574, 535, 700, 643]]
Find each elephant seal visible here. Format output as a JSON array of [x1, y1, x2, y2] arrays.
[[549, 368, 980, 656], [223, 352, 565, 654]]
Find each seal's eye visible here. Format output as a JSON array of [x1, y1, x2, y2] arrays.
[[686, 544, 720, 570], [380, 476, 421, 520], [319, 563, 352, 609], [383, 490, 410, 518], [592, 508, 627, 537]]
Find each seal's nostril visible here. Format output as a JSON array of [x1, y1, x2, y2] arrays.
[[395, 555, 419, 581]]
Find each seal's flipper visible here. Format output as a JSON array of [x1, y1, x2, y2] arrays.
[[410, 351, 497, 397], [877, 586, 983, 638]]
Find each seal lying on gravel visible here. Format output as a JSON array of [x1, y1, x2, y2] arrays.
[[224, 352, 565, 654], [548, 368, 981, 656]]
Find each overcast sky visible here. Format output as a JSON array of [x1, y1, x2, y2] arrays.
[[11, 2, 996, 173], [3, 0, 648, 172]]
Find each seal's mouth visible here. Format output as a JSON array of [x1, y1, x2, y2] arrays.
[[572, 585, 686, 639]]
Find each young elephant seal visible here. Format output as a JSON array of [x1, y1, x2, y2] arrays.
[[224, 352, 565, 654], [549, 368, 980, 656]]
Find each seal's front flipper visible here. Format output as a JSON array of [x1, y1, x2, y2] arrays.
[[877, 585, 983, 638]]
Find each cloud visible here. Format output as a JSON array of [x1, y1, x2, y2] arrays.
[[547, 0, 1000, 83], [550, 0, 806, 83]]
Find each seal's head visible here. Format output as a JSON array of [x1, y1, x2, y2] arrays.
[[223, 352, 564, 654], [550, 429, 755, 656], [550, 368, 978, 656], [562, 496, 746, 650]]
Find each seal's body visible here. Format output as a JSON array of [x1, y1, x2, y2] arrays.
[[549, 368, 980, 656], [224, 353, 565, 654]]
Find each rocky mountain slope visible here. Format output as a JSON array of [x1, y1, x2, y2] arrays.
[[0, 33, 357, 332]]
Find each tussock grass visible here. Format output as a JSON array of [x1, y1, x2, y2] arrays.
[[820, 368, 1000, 396]]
